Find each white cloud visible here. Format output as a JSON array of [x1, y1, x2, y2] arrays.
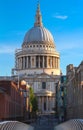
[[54, 15, 68, 20], [0, 44, 20, 54], [57, 43, 78, 51]]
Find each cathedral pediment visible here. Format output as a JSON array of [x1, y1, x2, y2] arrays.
[[35, 73, 53, 79], [35, 89, 54, 96]]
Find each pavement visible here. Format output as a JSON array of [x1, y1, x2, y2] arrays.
[[30, 115, 58, 130]]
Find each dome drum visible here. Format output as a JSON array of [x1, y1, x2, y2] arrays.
[[22, 42, 55, 51]]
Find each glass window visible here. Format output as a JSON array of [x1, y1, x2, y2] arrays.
[[42, 82, 46, 89]]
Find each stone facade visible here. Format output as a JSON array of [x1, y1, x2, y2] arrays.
[[12, 3, 60, 114], [66, 61, 83, 119]]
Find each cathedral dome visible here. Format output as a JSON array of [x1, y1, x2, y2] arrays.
[[23, 26, 54, 44], [14, 3, 60, 77], [22, 3, 55, 47]]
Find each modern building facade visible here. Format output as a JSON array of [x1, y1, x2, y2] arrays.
[[12, 3, 60, 114], [66, 61, 83, 119]]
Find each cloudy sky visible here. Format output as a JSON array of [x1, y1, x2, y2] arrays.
[[0, 0, 83, 76]]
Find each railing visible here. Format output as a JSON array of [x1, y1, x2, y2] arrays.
[[0, 121, 34, 130], [15, 48, 59, 55]]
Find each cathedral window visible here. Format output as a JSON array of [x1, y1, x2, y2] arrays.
[[42, 82, 46, 89]]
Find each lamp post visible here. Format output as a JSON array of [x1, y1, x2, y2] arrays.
[[26, 84, 30, 111], [20, 80, 30, 120], [26, 84, 31, 119]]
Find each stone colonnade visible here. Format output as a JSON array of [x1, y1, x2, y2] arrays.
[[38, 96, 55, 113], [17, 55, 59, 69]]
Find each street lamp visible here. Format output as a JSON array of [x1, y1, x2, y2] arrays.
[[26, 84, 30, 112], [21, 80, 31, 119], [24, 83, 31, 120]]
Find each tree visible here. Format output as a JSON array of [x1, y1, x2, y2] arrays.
[[29, 87, 38, 118]]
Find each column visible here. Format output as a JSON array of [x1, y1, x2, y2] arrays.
[[39, 97, 42, 112], [29, 56, 31, 68], [47, 56, 48, 68], [58, 57, 60, 69], [53, 57, 55, 68], [19, 58, 22, 69], [55, 57, 56, 68], [31, 56, 32, 68], [46, 56, 47, 68], [46, 96, 48, 112], [18, 58, 22, 69], [23, 57, 25, 69], [55, 57, 57, 68], [52, 97, 55, 107], [18, 58, 20, 69], [51, 56, 52, 68], [44, 56, 47, 68], [25, 56, 27, 69], [20, 57, 22, 69], [27, 56, 28, 68], [21, 57, 23, 69], [49, 56, 51, 68], [48, 97, 50, 111], [41, 97, 44, 113], [50, 97, 52, 111], [38, 97, 40, 110], [56, 58, 58, 68], [38, 56, 40, 68], [43, 56, 44, 68], [34, 56, 36, 68], [49, 97, 51, 111]]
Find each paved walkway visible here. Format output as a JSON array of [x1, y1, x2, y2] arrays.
[[30, 115, 58, 130]]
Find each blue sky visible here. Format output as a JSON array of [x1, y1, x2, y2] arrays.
[[0, 0, 83, 76]]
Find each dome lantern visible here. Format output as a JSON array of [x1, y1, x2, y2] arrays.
[[34, 2, 43, 27]]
